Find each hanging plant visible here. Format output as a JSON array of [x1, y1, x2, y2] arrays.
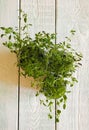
[[0, 11, 82, 122]]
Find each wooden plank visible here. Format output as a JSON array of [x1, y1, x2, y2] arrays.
[[56, 0, 80, 130], [20, 0, 55, 130], [75, 0, 89, 130], [0, 0, 18, 130], [57, 0, 89, 130]]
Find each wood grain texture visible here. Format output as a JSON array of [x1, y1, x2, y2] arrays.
[[0, 0, 18, 130], [56, 1, 80, 129], [57, 0, 89, 130], [76, 1, 89, 130]]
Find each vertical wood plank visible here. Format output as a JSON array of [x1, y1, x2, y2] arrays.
[[57, 0, 89, 130], [75, 0, 89, 130], [56, 0, 80, 130], [0, 0, 18, 130], [19, 0, 55, 130]]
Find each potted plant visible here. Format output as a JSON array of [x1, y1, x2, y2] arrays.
[[0, 11, 82, 122]]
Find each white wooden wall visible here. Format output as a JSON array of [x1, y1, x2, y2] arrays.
[[0, 0, 89, 130]]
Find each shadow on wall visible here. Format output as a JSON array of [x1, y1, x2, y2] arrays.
[[0, 48, 32, 88]]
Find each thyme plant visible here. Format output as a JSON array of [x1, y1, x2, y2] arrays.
[[0, 11, 82, 122]]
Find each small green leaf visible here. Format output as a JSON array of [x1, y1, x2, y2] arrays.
[[72, 77, 78, 82], [48, 113, 52, 119], [70, 30, 76, 35], [3, 42, 7, 46], [24, 17, 27, 23], [63, 95, 67, 101], [40, 100, 44, 104], [65, 37, 71, 42], [7, 42, 12, 49], [60, 98, 63, 102], [43, 103, 47, 106], [78, 63, 82, 66], [29, 24, 32, 26], [35, 92, 39, 96], [46, 99, 48, 102], [0, 27, 5, 30], [48, 101, 53, 106], [57, 109, 61, 114], [56, 118, 59, 122], [57, 101, 60, 105], [1, 34, 4, 37], [70, 83, 74, 87], [63, 104, 66, 109], [66, 91, 71, 93], [9, 35, 11, 40]]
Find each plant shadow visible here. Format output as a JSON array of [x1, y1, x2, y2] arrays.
[[0, 49, 32, 88]]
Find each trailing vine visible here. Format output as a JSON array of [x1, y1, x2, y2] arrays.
[[0, 10, 82, 122]]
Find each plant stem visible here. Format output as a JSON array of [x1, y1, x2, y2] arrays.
[[55, 99, 57, 130]]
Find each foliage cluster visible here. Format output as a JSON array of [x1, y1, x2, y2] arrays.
[[0, 11, 82, 122]]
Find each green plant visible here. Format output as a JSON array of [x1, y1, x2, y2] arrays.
[[0, 11, 82, 122]]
